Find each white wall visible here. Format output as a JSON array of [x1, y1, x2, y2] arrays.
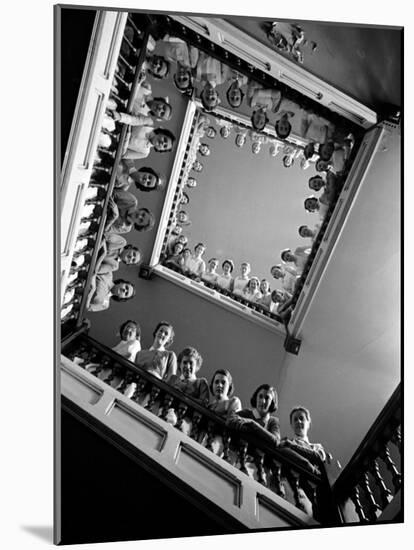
[[277, 126, 401, 467]]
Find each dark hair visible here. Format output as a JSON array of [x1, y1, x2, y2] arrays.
[[251, 109, 269, 132], [148, 55, 170, 79], [134, 208, 155, 232], [153, 128, 176, 153], [112, 279, 136, 302], [149, 97, 172, 121], [226, 82, 245, 108], [134, 167, 164, 192], [304, 197, 319, 212], [250, 384, 278, 412], [119, 319, 141, 341], [177, 346, 203, 370], [210, 369, 234, 397], [298, 225, 308, 236], [195, 242, 206, 250], [289, 406, 311, 424], [208, 257, 218, 264], [222, 259, 234, 273], [152, 321, 175, 347], [275, 118, 292, 139]]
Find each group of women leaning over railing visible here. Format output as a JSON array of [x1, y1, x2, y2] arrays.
[[71, 318, 338, 519]]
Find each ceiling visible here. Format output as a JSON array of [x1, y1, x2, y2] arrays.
[[225, 17, 402, 112]]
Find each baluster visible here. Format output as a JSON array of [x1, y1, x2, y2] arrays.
[[62, 293, 82, 308], [190, 411, 203, 441], [116, 371, 133, 394], [114, 71, 133, 91], [102, 364, 119, 385], [97, 145, 116, 159], [270, 460, 286, 498], [237, 439, 249, 475], [175, 402, 189, 432], [350, 486, 369, 523], [84, 197, 105, 208], [205, 420, 215, 451], [360, 471, 381, 520], [391, 426, 401, 452], [145, 385, 160, 413], [287, 471, 305, 512], [221, 430, 232, 462], [69, 263, 88, 276], [254, 450, 266, 485], [93, 356, 110, 378], [80, 214, 100, 225], [131, 377, 147, 402], [380, 443, 401, 491], [66, 279, 84, 292], [61, 310, 76, 323], [369, 459, 393, 509], [159, 394, 174, 421], [117, 53, 135, 75]]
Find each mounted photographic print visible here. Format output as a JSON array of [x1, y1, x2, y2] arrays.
[[56, 3, 402, 545]]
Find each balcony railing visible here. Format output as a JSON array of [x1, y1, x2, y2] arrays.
[[332, 384, 401, 524], [60, 12, 152, 335], [61, 329, 341, 528]]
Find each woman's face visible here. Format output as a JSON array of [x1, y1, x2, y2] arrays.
[[113, 282, 134, 300], [133, 209, 152, 228], [121, 322, 137, 341], [137, 170, 157, 189], [120, 247, 141, 265], [223, 262, 232, 275], [212, 374, 230, 399], [181, 356, 197, 380], [174, 65, 191, 89], [187, 177, 197, 188], [228, 85, 242, 107], [252, 109, 267, 131], [260, 280, 270, 294], [173, 243, 184, 255], [255, 389, 273, 416], [206, 127, 216, 139], [291, 410, 311, 438], [241, 263, 250, 276], [149, 55, 168, 78], [154, 324, 172, 347], [154, 133, 173, 152], [148, 99, 170, 120], [250, 278, 260, 291], [209, 259, 219, 272]]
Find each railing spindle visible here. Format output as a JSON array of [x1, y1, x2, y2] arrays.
[[380, 443, 401, 492], [370, 459, 393, 509]]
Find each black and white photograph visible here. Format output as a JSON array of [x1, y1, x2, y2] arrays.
[[55, 1, 402, 546]]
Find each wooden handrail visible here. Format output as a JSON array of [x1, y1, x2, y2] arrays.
[[76, 27, 152, 326]]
